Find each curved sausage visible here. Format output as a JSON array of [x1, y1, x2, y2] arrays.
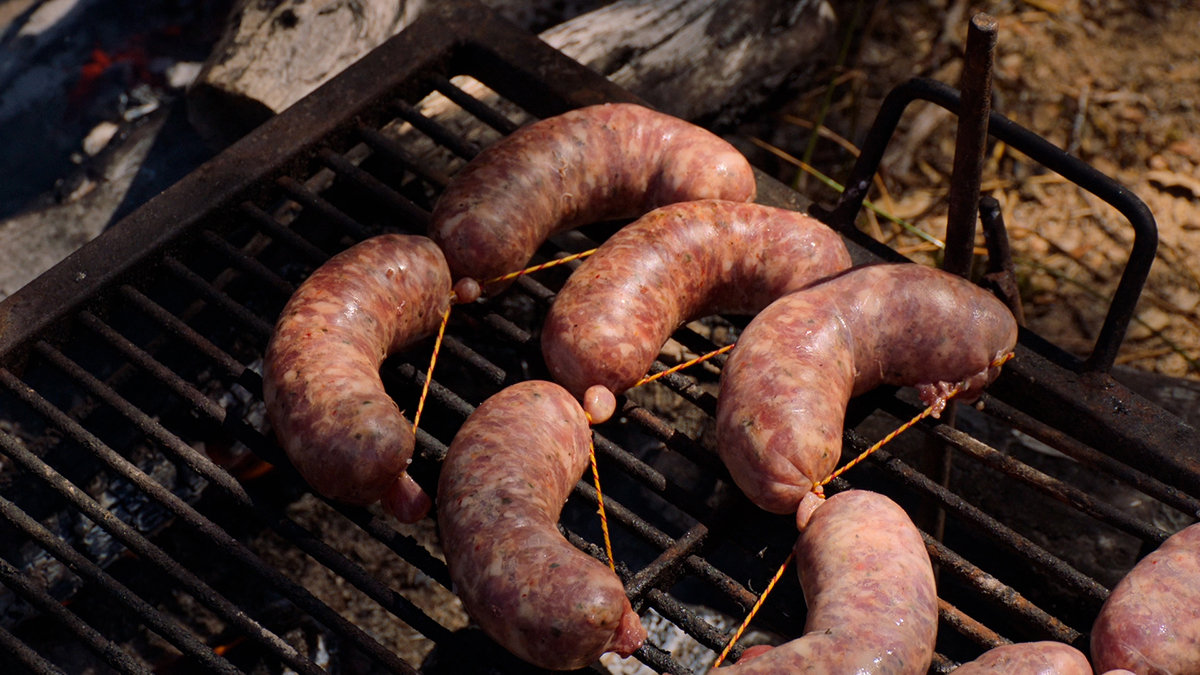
[[542, 200, 851, 404], [1091, 522, 1200, 675], [716, 264, 1018, 514], [263, 234, 452, 520], [949, 642, 1092, 675], [438, 380, 646, 669], [718, 489, 938, 675], [429, 103, 756, 288]]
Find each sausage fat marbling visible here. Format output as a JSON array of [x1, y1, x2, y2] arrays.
[[949, 642, 1092, 675], [716, 264, 1018, 514], [263, 234, 451, 521], [429, 103, 756, 288], [542, 200, 851, 401], [438, 381, 646, 669], [719, 489, 938, 675], [1092, 521, 1200, 675]]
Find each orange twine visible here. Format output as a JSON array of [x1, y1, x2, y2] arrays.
[[710, 549, 795, 670], [634, 344, 734, 388], [585, 420, 617, 572], [814, 351, 1014, 490], [484, 248, 598, 286], [411, 294, 455, 435], [711, 351, 1015, 666]]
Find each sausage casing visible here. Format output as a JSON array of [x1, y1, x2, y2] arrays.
[[429, 103, 756, 286], [438, 381, 646, 669], [716, 264, 1018, 514], [720, 489, 938, 675], [542, 200, 851, 398], [950, 642, 1092, 675], [1091, 522, 1200, 675], [263, 234, 451, 510]]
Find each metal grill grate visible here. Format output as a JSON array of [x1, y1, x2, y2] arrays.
[[0, 2, 1197, 674]]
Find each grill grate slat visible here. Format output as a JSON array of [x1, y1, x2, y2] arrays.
[[921, 533, 1082, 646], [428, 74, 523, 135], [863, 439, 1110, 605], [201, 230, 297, 299], [0, 495, 246, 675], [319, 148, 433, 228], [391, 100, 481, 160], [0, 554, 153, 675], [981, 395, 1200, 518], [0, 402, 320, 675], [163, 257, 275, 342], [937, 598, 1010, 649], [0, 366, 420, 674], [884, 397, 1170, 545], [0, 622, 70, 675]]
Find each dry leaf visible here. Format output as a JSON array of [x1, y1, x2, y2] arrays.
[[1148, 170, 1200, 200]]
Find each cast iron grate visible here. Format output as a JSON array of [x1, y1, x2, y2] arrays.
[[0, 2, 1196, 674]]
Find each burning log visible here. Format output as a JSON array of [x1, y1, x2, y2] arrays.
[[188, 0, 842, 148]]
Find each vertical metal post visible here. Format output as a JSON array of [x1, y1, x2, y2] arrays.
[[980, 195, 1027, 325], [943, 13, 999, 277]]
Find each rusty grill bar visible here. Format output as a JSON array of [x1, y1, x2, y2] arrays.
[[0, 2, 1196, 674]]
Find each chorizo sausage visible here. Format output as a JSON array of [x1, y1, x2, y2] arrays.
[[949, 642, 1092, 675], [1091, 521, 1200, 675], [263, 234, 451, 520], [429, 103, 756, 288], [438, 380, 646, 669], [542, 200, 851, 404], [716, 264, 1018, 514], [717, 489, 938, 675]]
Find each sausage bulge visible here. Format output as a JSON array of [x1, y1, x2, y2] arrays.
[[438, 381, 646, 669], [948, 642, 1092, 675], [718, 489, 938, 675], [716, 264, 1018, 514], [263, 234, 451, 520], [1091, 521, 1200, 675], [542, 200, 851, 404], [429, 103, 756, 288]]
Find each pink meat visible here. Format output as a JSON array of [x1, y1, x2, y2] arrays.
[[950, 642, 1092, 675], [542, 200, 851, 398], [716, 264, 1018, 514], [263, 234, 451, 517], [429, 103, 756, 287], [717, 489, 938, 675], [1091, 522, 1200, 675], [437, 380, 646, 670]]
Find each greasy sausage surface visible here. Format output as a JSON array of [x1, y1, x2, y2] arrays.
[[1091, 521, 1200, 675], [716, 264, 1018, 514], [438, 381, 646, 669], [429, 103, 756, 287], [542, 200, 851, 398], [950, 642, 1092, 675], [719, 489, 938, 675], [263, 234, 451, 517]]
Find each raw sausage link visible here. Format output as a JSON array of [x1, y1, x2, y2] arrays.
[[1091, 522, 1200, 675], [438, 380, 646, 670], [263, 234, 451, 516], [949, 642, 1091, 675], [719, 489, 938, 675], [429, 103, 756, 287], [542, 200, 851, 399], [716, 264, 1018, 514]]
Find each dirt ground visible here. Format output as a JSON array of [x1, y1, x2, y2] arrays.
[[751, 0, 1200, 378]]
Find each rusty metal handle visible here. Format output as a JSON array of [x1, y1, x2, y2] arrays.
[[822, 77, 1157, 374]]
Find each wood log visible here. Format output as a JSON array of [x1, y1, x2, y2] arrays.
[[188, 0, 843, 148]]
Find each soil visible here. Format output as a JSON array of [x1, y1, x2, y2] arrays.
[[746, 0, 1200, 378]]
